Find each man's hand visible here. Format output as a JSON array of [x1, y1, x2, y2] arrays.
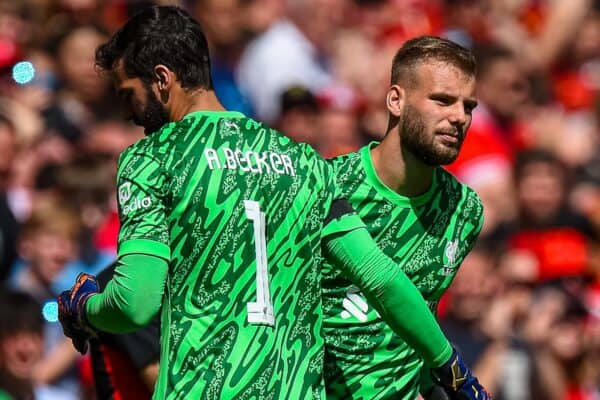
[[431, 348, 492, 400], [57, 273, 99, 354]]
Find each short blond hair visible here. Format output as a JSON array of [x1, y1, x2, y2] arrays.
[[21, 201, 81, 241]]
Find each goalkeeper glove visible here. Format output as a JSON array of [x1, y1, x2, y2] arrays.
[[431, 348, 491, 400], [57, 273, 99, 354]]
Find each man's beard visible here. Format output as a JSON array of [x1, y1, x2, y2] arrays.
[[399, 104, 461, 166], [135, 85, 170, 135]]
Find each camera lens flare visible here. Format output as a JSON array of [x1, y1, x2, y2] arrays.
[[42, 300, 59, 322], [12, 61, 36, 85]]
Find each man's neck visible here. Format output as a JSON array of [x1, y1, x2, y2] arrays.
[[370, 131, 434, 198], [170, 90, 226, 121]]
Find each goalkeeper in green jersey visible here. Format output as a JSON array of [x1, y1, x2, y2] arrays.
[[56, 7, 488, 400], [323, 36, 485, 400]]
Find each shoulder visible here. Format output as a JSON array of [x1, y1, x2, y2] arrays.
[[118, 123, 177, 166], [439, 168, 484, 220], [117, 133, 174, 184], [328, 149, 361, 170], [439, 168, 481, 201], [328, 149, 366, 189]]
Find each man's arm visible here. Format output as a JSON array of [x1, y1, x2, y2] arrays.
[[323, 210, 491, 399], [85, 254, 167, 333], [59, 147, 171, 347], [323, 226, 452, 367]]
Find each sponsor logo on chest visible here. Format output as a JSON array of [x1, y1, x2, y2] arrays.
[[441, 239, 459, 276]]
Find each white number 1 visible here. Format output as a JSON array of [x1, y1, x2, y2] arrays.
[[244, 200, 275, 326]]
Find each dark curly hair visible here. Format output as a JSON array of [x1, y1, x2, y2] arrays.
[[95, 5, 213, 90]]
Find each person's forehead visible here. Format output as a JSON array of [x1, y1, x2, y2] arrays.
[[414, 60, 475, 91]]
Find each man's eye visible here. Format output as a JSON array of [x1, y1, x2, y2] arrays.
[[431, 95, 452, 105]]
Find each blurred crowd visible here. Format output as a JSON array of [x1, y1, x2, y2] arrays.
[[0, 0, 600, 399]]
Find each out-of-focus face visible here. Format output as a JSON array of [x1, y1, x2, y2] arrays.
[[0, 331, 43, 379], [241, 0, 284, 35], [22, 231, 76, 285], [112, 62, 170, 135], [278, 108, 318, 147], [197, 0, 241, 48], [0, 122, 16, 185], [58, 27, 108, 102], [518, 161, 564, 221], [447, 250, 498, 322], [478, 58, 528, 120], [572, 14, 600, 62], [318, 108, 360, 158], [292, 0, 347, 48], [396, 61, 477, 166], [549, 318, 586, 361]]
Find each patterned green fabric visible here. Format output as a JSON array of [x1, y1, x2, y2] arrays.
[[0, 389, 12, 400], [323, 143, 484, 400], [116, 111, 361, 399]]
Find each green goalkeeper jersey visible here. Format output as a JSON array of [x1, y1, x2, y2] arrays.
[[322, 143, 484, 400], [115, 111, 362, 400]]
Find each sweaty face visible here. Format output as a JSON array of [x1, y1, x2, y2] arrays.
[[398, 61, 477, 166], [112, 63, 170, 135]]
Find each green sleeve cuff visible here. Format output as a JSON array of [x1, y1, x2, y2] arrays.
[[322, 213, 365, 237], [118, 239, 170, 261], [429, 341, 453, 368]]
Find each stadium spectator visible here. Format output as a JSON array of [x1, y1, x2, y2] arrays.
[[44, 24, 113, 143], [0, 289, 43, 399], [525, 285, 593, 400], [10, 202, 80, 301], [7, 202, 81, 400], [0, 288, 76, 400], [237, 0, 346, 122], [194, 0, 254, 116], [276, 85, 320, 148], [0, 0, 598, 397], [442, 245, 550, 399], [316, 83, 365, 157], [500, 150, 597, 281], [0, 115, 19, 282]]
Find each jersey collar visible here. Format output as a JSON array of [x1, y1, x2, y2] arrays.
[[360, 142, 438, 207], [183, 110, 245, 120]]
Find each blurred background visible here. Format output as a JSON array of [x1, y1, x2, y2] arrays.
[[0, 0, 600, 399]]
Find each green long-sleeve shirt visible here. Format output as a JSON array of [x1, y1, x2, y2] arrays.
[[87, 228, 451, 368]]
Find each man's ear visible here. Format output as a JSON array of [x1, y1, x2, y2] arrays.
[[153, 64, 172, 103], [386, 84, 405, 117], [153, 64, 173, 92]]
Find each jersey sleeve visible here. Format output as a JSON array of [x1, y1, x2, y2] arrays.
[[321, 158, 366, 238], [116, 147, 170, 260], [323, 226, 453, 367], [322, 199, 366, 237], [467, 192, 484, 248], [95, 262, 160, 369]]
